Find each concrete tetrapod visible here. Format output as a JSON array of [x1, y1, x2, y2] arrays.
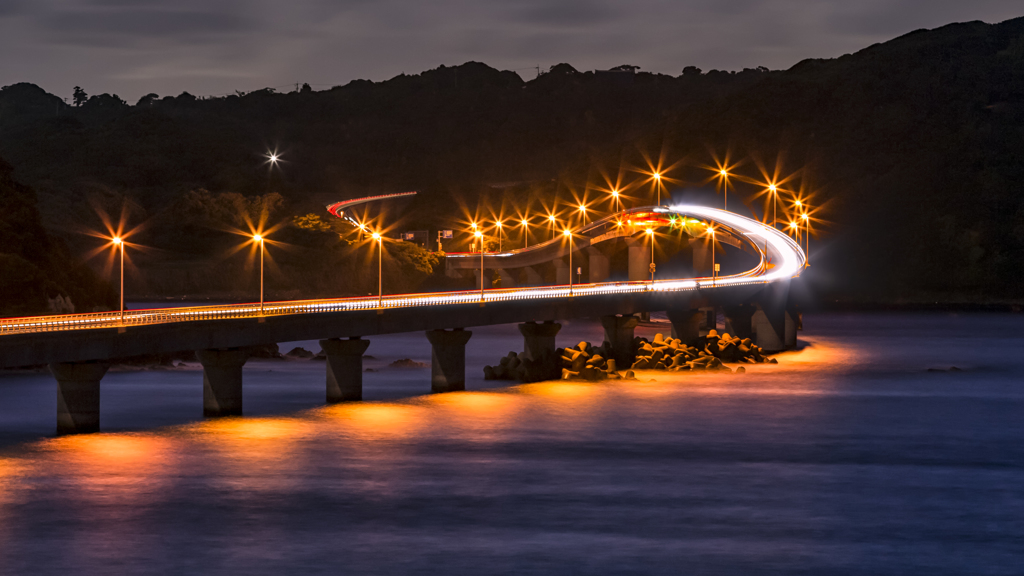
[[320, 337, 371, 402], [425, 328, 473, 393]]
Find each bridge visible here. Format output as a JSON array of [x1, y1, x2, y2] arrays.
[[0, 205, 805, 435]]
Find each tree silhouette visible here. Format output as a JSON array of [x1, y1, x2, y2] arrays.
[[72, 86, 87, 107]]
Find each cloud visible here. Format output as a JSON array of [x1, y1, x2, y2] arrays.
[[0, 0, 1021, 100], [37, 4, 252, 48]]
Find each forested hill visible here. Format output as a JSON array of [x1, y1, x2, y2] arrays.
[[1, 16, 1024, 314]]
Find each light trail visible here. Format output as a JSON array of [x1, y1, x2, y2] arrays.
[[0, 206, 803, 336]]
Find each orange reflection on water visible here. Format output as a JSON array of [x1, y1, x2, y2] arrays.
[[0, 456, 29, 507], [34, 433, 176, 516], [322, 402, 426, 441], [422, 391, 521, 439], [193, 417, 311, 492]]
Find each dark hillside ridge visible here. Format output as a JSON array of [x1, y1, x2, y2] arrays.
[[0, 15, 1023, 310]]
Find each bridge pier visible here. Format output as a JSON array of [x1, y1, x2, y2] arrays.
[[320, 337, 371, 402], [50, 361, 109, 435], [554, 258, 570, 285], [197, 348, 249, 417], [753, 307, 797, 352], [522, 266, 543, 286], [626, 238, 650, 281], [587, 247, 610, 283], [666, 308, 704, 345], [723, 304, 757, 339], [425, 329, 473, 393], [518, 321, 561, 361], [600, 314, 639, 367]]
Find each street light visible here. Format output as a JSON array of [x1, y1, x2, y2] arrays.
[[253, 234, 265, 313], [548, 213, 557, 240], [520, 217, 530, 248], [371, 231, 383, 307], [578, 204, 588, 225], [112, 236, 125, 322], [719, 168, 729, 211], [611, 189, 621, 213], [563, 229, 574, 296], [768, 183, 779, 227], [801, 212, 810, 267], [495, 220, 503, 252], [645, 228, 655, 283], [474, 230, 484, 300], [653, 172, 662, 205], [707, 225, 717, 287]]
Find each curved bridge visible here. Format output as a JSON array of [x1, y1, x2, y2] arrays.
[[0, 206, 805, 434], [447, 205, 803, 286]]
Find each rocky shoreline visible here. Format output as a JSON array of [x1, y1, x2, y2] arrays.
[[484, 328, 777, 383]]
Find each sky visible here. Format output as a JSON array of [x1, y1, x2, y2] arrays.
[[0, 0, 1021, 102]]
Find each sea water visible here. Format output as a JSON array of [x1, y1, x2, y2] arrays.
[[0, 312, 1021, 575]]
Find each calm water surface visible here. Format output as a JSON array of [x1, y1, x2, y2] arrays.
[[0, 313, 1022, 575]]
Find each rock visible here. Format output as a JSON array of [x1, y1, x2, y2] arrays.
[[769, 358, 778, 364], [605, 359, 617, 372], [950, 366, 962, 372], [390, 358, 428, 368], [248, 344, 283, 359], [736, 366, 746, 374], [562, 369, 579, 380], [653, 333, 665, 345], [624, 370, 636, 380], [483, 365, 496, 380]]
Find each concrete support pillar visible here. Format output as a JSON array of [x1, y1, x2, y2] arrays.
[[425, 329, 473, 393], [518, 321, 561, 361], [197, 348, 250, 417], [666, 308, 704, 345], [587, 248, 610, 283], [626, 238, 650, 281], [320, 337, 371, 403], [523, 266, 543, 286], [690, 238, 710, 273], [600, 314, 639, 366], [472, 269, 493, 290], [50, 361, 109, 435], [496, 269, 515, 289], [554, 258, 570, 285], [723, 304, 756, 339]]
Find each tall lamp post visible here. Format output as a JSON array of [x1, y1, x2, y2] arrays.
[[801, 212, 810, 267], [474, 230, 484, 300], [520, 217, 530, 248], [253, 234, 265, 314], [769, 183, 779, 227], [563, 229, 573, 296], [719, 169, 729, 211], [653, 172, 662, 205], [645, 228, 655, 283], [112, 236, 125, 322], [578, 204, 588, 225], [708, 226, 716, 287], [548, 214, 556, 240], [611, 189, 620, 213], [371, 232, 383, 307], [495, 220, 503, 252]]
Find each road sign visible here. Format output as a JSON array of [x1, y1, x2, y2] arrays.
[[649, 263, 656, 273], [441, 230, 453, 239]]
